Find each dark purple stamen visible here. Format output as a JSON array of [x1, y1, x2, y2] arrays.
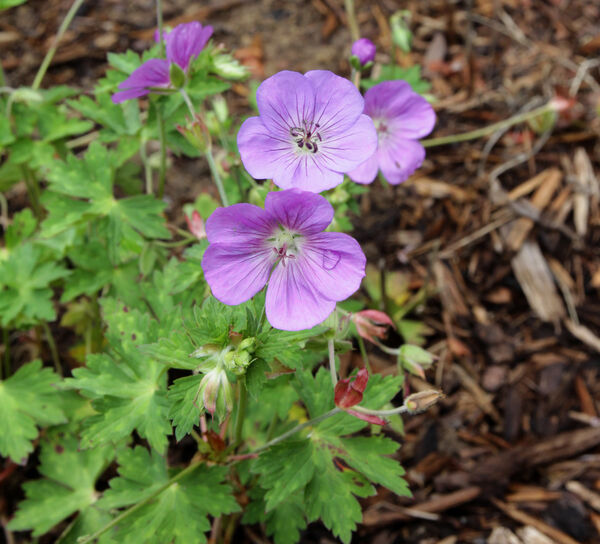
[[290, 120, 322, 154]]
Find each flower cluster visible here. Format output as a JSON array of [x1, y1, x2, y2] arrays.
[[110, 23, 434, 331]]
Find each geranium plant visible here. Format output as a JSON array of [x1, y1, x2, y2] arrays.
[[0, 2, 564, 543]]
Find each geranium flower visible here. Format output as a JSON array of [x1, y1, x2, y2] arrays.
[[348, 80, 436, 185], [112, 22, 213, 103], [237, 70, 377, 193], [201, 189, 366, 331]]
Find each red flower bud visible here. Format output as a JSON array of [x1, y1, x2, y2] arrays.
[[334, 368, 369, 408]]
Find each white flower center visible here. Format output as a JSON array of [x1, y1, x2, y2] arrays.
[[268, 227, 303, 266]]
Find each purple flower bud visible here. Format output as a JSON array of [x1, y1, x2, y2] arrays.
[[351, 38, 376, 66]]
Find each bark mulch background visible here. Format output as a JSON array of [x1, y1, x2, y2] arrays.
[[2, 1, 600, 543]]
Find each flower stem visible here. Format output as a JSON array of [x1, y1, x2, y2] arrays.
[[343, 0, 360, 42], [155, 0, 165, 56], [421, 103, 553, 148], [180, 89, 229, 206], [140, 139, 153, 194], [204, 148, 229, 206], [156, 108, 167, 199], [251, 408, 341, 455], [328, 338, 337, 386], [32, 0, 85, 90], [78, 461, 203, 544], [41, 321, 62, 377], [352, 404, 408, 417], [356, 334, 371, 373], [233, 380, 248, 447]]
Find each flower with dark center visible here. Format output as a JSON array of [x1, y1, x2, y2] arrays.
[[237, 70, 377, 193]]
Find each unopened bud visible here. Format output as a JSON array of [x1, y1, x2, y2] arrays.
[[200, 368, 233, 420], [350, 38, 376, 69], [403, 390, 443, 414], [176, 114, 211, 152], [213, 96, 229, 124], [390, 11, 413, 53], [185, 210, 206, 240], [212, 53, 249, 80], [398, 345, 436, 378]]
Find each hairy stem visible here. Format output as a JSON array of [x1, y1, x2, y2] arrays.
[[421, 103, 553, 148], [343, 0, 360, 42], [328, 338, 337, 385], [156, 0, 165, 56], [32, 0, 85, 89], [352, 404, 408, 417], [78, 461, 203, 544], [156, 108, 167, 199], [41, 321, 62, 377], [180, 89, 229, 206], [140, 139, 153, 195], [204, 148, 229, 206], [356, 334, 371, 373], [251, 408, 341, 455], [233, 380, 248, 447]]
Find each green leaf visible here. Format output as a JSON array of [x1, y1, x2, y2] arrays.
[[361, 64, 431, 94], [338, 436, 410, 497], [0, 0, 27, 11], [68, 299, 171, 452], [4, 208, 37, 249], [243, 488, 306, 544], [252, 440, 315, 510], [8, 432, 114, 536], [167, 374, 204, 441], [304, 445, 373, 544], [0, 360, 65, 462], [0, 243, 70, 327], [98, 447, 240, 544]]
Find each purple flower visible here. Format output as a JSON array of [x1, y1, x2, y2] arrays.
[[348, 80, 435, 185], [112, 22, 213, 104], [351, 38, 376, 66], [201, 189, 366, 331], [237, 70, 377, 193]]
